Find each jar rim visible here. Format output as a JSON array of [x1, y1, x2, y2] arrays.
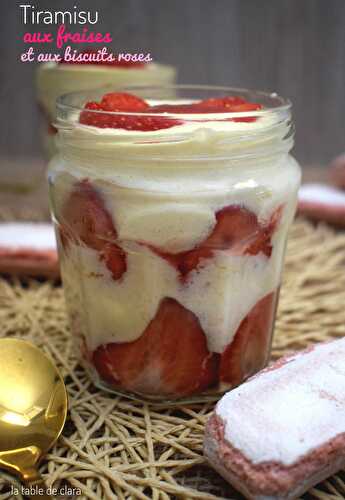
[[56, 84, 291, 121]]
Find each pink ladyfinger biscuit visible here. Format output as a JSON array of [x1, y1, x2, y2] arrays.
[[297, 183, 345, 227], [0, 223, 59, 278], [204, 338, 345, 499]]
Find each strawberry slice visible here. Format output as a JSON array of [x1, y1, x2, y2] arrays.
[[219, 290, 278, 386], [198, 96, 247, 110], [101, 242, 127, 281], [61, 179, 114, 250], [79, 95, 182, 131], [204, 205, 261, 253], [149, 103, 207, 113], [80, 112, 183, 131], [92, 297, 219, 397], [60, 180, 126, 280], [199, 97, 262, 122], [148, 205, 281, 279], [79, 101, 109, 129], [246, 205, 283, 258], [100, 92, 149, 112], [79, 93, 149, 128], [149, 96, 261, 115], [230, 103, 263, 123], [48, 123, 58, 135]]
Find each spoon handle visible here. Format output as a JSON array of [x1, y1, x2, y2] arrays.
[[22, 467, 53, 499]]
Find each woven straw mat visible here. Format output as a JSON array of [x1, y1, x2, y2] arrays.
[[0, 218, 345, 500]]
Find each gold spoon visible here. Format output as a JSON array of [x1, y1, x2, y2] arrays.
[[0, 338, 68, 499]]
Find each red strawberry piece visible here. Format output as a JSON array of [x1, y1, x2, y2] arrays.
[[200, 97, 262, 122], [48, 122, 58, 135], [60, 180, 126, 280], [198, 96, 247, 109], [204, 205, 260, 252], [148, 101, 220, 114], [148, 96, 262, 116], [83, 101, 103, 111], [79, 101, 109, 128], [92, 297, 219, 397], [177, 205, 260, 276], [100, 92, 149, 112], [219, 290, 279, 386], [61, 179, 114, 250], [111, 114, 183, 131], [101, 242, 127, 281], [80, 110, 182, 131], [173, 247, 213, 277], [246, 205, 283, 258], [148, 97, 228, 114], [149, 103, 209, 113], [199, 97, 262, 122], [148, 205, 281, 279], [230, 102, 263, 123], [84, 101, 103, 111], [79, 92, 262, 128], [145, 242, 212, 278], [79, 94, 182, 131]]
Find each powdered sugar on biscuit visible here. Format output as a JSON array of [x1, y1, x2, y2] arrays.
[[216, 338, 345, 465]]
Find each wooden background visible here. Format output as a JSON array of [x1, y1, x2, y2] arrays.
[[1, 0, 344, 165]]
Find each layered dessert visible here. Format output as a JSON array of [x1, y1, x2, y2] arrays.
[[36, 53, 176, 155], [49, 87, 301, 399]]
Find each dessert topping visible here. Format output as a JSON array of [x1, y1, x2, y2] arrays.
[[79, 92, 263, 130]]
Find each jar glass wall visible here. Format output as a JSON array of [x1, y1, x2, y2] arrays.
[[48, 85, 301, 400]]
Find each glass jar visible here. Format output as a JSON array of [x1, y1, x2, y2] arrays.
[[36, 61, 176, 157], [48, 85, 301, 401]]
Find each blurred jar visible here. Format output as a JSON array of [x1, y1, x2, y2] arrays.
[[48, 85, 300, 400]]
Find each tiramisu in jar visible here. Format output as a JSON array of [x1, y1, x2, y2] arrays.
[[36, 56, 176, 156], [48, 85, 300, 400]]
